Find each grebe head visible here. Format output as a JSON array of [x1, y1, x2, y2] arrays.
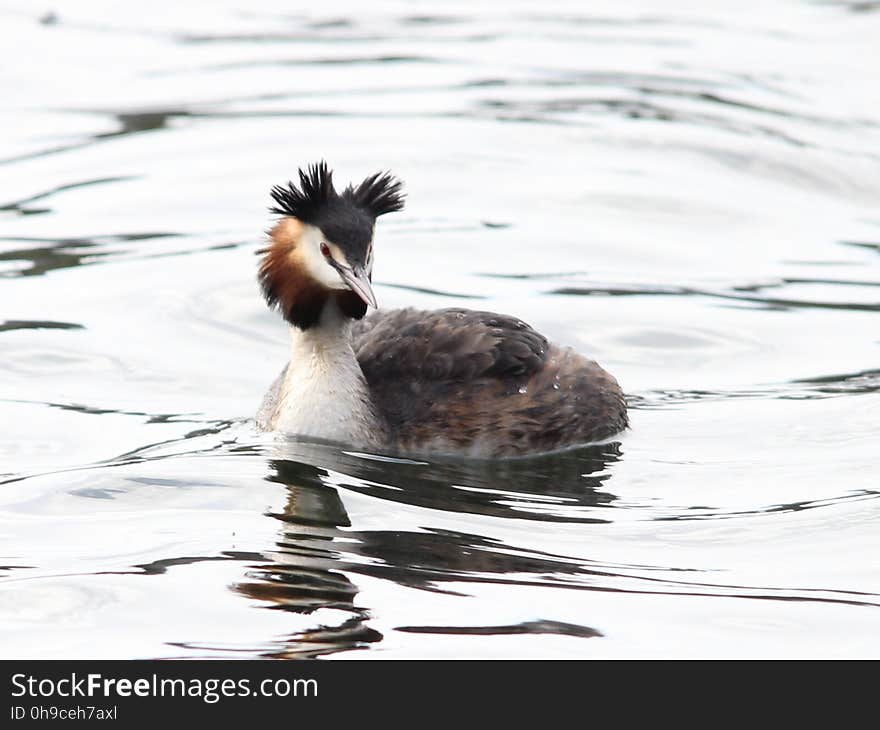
[[259, 161, 404, 329]]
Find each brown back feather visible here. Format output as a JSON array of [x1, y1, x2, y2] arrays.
[[352, 308, 627, 456]]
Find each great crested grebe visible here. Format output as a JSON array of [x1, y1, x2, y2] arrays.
[[255, 162, 627, 458]]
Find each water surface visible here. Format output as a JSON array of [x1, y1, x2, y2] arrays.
[[1, 0, 879, 658]]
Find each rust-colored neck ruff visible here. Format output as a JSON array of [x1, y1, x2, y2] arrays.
[[259, 218, 366, 330]]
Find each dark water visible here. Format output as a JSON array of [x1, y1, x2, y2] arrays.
[[1, 1, 879, 658]]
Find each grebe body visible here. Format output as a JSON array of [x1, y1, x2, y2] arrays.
[[256, 163, 627, 458]]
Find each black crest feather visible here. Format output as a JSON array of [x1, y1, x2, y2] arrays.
[[269, 161, 337, 223], [343, 171, 406, 218], [269, 162, 405, 222]]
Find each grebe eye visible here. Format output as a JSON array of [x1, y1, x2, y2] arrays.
[[320, 242, 331, 258]]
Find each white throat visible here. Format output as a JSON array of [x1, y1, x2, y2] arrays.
[[271, 302, 382, 447]]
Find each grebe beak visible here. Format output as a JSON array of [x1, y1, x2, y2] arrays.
[[339, 264, 378, 309]]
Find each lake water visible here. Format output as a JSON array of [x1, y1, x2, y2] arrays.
[[1, 0, 878, 659]]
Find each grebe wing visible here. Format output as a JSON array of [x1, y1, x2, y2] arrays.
[[352, 307, 625, 455], [352, 307, 549, 383]]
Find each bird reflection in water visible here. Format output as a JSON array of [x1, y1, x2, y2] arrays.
[[234, 442, 622, 658]]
